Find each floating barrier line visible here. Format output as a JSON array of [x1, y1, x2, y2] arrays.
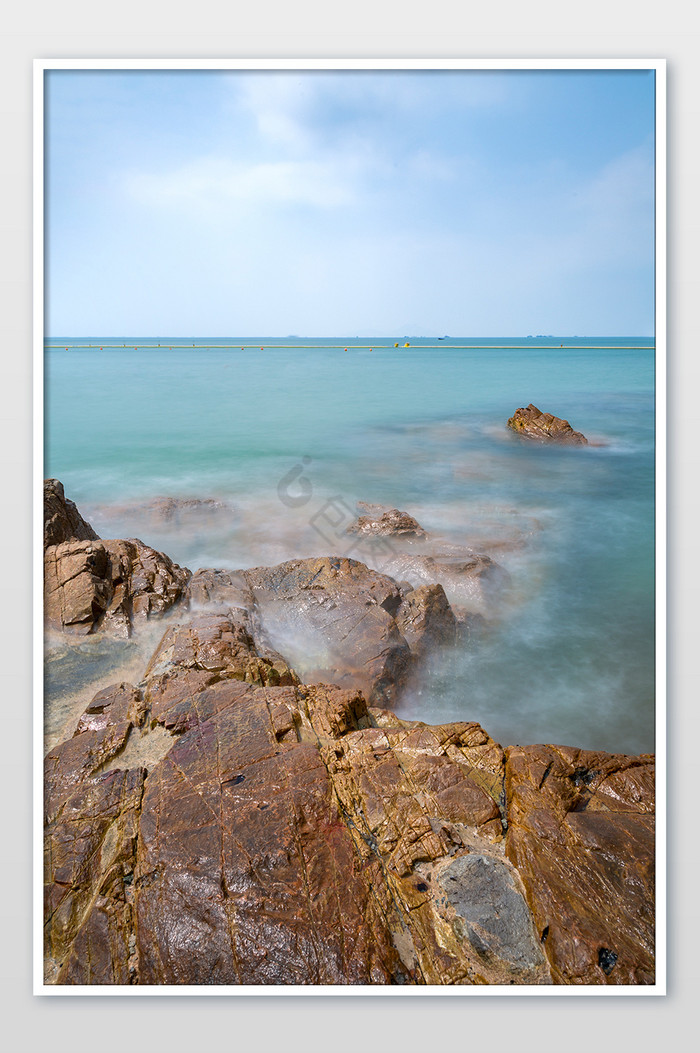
[[45, 343, 655, 350]]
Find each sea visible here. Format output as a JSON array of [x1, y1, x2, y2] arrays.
[[44, 337, 656, 756]]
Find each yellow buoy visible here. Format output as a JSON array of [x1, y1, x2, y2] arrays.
[[404, 342, 410, 347], [394, 342, 399, 347]]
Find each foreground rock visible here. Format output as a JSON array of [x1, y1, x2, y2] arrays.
[[507, 404, 588, 445], [44, 479, 99, 547], [42, 485, 655, 986], [45, 669, 551, 985], [44, 653, 655, 986], [505, 744, 655, 984], [45, 537, 190, 637], [347, 505, 427, 539]]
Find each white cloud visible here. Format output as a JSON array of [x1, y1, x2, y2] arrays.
[[125, 155, 363, 210]]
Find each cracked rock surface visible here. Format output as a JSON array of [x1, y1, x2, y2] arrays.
[[43, 483, 655, 986]]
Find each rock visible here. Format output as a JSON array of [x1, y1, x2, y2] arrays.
[[44, 642, 655, 986], [381, 552, 508, 613], [186, 568, 254, 611], [44, 682, 142, 822], [44, 538, 191, 637], [436, 854, 547, 976], [348, 506, 427, 539], [46, 765, 145, 984], [44, 479, 99, 548], [133, 680, 406, 985], [504, 743, 655, 984], [91, 495, 232, 527], [186, 560, 462, 702], [395, 584, 457, 654], [507, 404, 588, 445], [44, 682, 146, 984], [318, 713, 551, 984], [143, 609, 299, 727], [240, 556, 412, 704], [118, 496, 231, 523]]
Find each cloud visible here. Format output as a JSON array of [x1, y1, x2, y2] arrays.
[[125, 155, 364, 210]]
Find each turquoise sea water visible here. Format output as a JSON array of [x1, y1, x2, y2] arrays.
[[44, 337, 656, 754]]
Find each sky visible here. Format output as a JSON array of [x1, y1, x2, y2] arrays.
[[44, 68, 656, 337]]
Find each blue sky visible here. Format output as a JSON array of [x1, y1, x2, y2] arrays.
[[45, 68, 655, 337]]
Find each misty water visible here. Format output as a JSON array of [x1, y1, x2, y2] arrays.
[[44, 338, 655, 755]]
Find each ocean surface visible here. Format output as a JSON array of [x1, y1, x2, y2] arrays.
[[44, 337, 656, 755]]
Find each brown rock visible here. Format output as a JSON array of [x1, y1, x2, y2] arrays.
[[44, 682, 147, 984], [143, 610, 298, 727], [44, 479, 99, 548], [507, 404, 588, 445], [44, 537, 190, 637], [44, 682, 142, 822], [394, 584, 457, 653], [241, 556, 412, 704], [504, 743, 655, 984], [348, 506, 427, 538], [186, 568, 255, 611], [321, 714, 551, 984], [134, 680, 406, 985]]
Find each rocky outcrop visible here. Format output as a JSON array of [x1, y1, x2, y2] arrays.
[[42, 485, 655, 987], [347, 505, 427, 539], [44, 537, 190, 637], [186, 568, 253, 611], [44, 615, 656, 987], [504, 744, 655, 984], [45, 667, 554, 986], [44, 479, 99, 547], [235, 557, 415, 704], [507, 404, 588, 445], [395, 583, 457, 654], [44, 481, 191, 637]]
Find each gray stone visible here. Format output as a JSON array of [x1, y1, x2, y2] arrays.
[[438, 853, 545, 972]]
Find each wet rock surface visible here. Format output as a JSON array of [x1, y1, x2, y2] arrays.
[[507, 404, 588, 445], [504, 743, 655, 984], [437, 854, 547, 977], [42, 483, 655, 987], [44, 637, 656, 987], [238, 557, 413, 704]]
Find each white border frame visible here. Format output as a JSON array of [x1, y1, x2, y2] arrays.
[[33, 57, 666, 996]]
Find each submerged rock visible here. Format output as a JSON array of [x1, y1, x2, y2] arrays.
[[507, 404, 588, 445], [381, 552, 508, 614]]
